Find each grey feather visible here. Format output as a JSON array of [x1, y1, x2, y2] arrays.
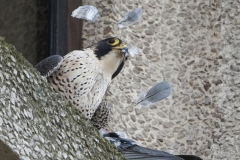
[[117, 7, 143, 28], [136, 81, 172, 106], [34, 55, 63, 77]]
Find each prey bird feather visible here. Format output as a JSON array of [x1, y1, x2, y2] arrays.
[[136, 81, 172, 106], [71, 5, 100, 22], [117, 7, 143, 28]]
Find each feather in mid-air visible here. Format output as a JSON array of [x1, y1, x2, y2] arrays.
[[35, 37, 129, 128], [71, 5, 100, 22], [136, 81, 172, 107], [117, 7, 143, 28]]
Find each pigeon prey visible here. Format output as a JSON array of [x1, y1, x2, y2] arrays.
[[101, 131, 203, 160]]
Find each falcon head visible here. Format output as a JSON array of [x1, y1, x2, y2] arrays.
[[93, 37, 129, 60], [89, 37, 129, 79]]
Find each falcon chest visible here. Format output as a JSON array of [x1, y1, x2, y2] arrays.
[[48, 50, 111, 119]]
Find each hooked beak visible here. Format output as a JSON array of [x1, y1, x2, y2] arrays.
[[113, 43, 129, 60], [119, 46, 129, 59], [117, 45, 129, 59]]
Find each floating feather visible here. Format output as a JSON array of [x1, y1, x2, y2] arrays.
[[127, 44, 138, 57], [117, 7, 143, 28], [136, 81, 172, 106], [71, 5, 100, 22]]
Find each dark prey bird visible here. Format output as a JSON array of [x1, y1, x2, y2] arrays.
[[102, 132, 203, 160]]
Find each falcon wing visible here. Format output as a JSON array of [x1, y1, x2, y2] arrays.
[[34, 55, 63, 77]]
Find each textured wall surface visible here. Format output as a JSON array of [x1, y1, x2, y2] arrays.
[[0, 37, 125, 160], [80, 0, 240, 159]]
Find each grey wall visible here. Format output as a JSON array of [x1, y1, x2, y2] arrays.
[[80, 0, 240, 159]]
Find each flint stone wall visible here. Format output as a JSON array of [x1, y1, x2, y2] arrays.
[[81, 0, 240, 160]]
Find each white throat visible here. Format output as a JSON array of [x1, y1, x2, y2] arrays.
[[99, 50, 122, 78]]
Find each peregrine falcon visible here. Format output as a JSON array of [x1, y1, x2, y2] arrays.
[[35, 37, 129, 125]]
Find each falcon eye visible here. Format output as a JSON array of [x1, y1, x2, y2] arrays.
[[108, 39, 115, 44], [107, 38, 120, 46]]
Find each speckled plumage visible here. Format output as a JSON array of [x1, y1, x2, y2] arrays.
[[44, 38, 128, 123], [90, 101, 110, 129], [47, 49, 104, 119]]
